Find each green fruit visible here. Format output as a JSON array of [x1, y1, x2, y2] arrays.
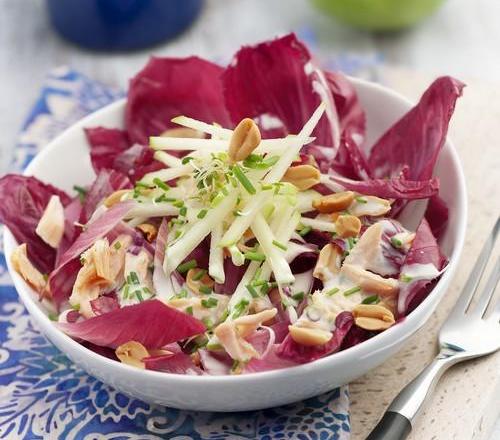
[[311, 0, 445, 31]]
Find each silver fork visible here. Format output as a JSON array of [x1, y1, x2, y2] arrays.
[[367, 217, 500, 440]]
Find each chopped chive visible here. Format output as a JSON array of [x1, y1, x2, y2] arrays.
[[272, 240, 288, 251], [129, 271, 140, 285], [179, 206, 187, 216], [355, 196, 367, 204], [232, 299, 250, 319], [143, 287, 152, 295], [113, 241, 122, 250], [197, 209, 208, 219], [401, 274, 413, 283], [177, 259, 197, 274], [362, 295, 380, 305], [152, 178, 170, 191], [221, 186, 229, 196], [344, 286, 361, 296], [176, 288, 188, 298], [246, 284, 260, 298], [48, 312, 59, 321], [174, 230, 183, 239], [261, 183, 273, 191], [346, 237, 357, 249], [123, 285, 130, 299], [42, 273, 49, 281], [201, 297, 218, 308], [391, 237, 403, 248], [135, 181, 150, 189], [73, 185, 87, 203], [244, 251, 266, 262], [291, 291, 305, 301], [232, 165, 256, 195], [251, 279, 267, 287], [173, 199, 184, 208], [326, 287, 340, 296], [136, 290, 144, 302], [171, 218, 185, 225], [298, 225, 312, 237], [71, 303, 80, 311], [193, 269, 207, 281], [181, 156, 194, 165], [260, 282, 270, 296], [186, 306, 193, 315], [80, 256, 86, 265], [156, 195, 177, 203], [219, 308, 229, 322], [202, 317, 214, 328], [199, 285, 212, 295]]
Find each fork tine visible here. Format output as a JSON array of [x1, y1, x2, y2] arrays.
[[473, 257, 500, 317], [450, 217, 500, 315]]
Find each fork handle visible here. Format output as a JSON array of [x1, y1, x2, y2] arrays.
[[367, 354, 459, 440]]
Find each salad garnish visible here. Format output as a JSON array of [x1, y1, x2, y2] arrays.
[[0, 34, 462, 375]]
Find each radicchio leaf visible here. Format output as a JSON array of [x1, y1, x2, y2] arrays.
[[244, 345, 298, 373], [144, 352, 203, 375], [328, 172, 440, 200], [90, 293, 120, 316], [58, 299, 205, 349], [85, 127, 131, 172], [126, 56, 231, 145], [0, 175, 71, 273], [85, 127, 163, 183], [277, 311, 354, 363], [368, 76, 464, 181], [397, 218, 447, 315], [80, 169, 131, 223], [424, 194, 449, 240]]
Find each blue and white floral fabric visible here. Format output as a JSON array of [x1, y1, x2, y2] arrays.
[[0, 68, 351, 440]]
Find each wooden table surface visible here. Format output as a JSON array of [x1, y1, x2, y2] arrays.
[[1, 1, 499, 439]]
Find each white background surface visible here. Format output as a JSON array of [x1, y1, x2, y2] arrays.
[[0, 0, 499, 438]]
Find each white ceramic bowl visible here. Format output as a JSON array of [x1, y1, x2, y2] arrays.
[[4, 78, 467, 411]]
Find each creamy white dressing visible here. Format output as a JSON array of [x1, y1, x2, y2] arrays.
[[345, 222, 397, 276], [119, 251, 154, 307], [401, 263, 442, 281]]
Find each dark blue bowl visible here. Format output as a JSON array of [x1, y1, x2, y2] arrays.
[[47, 0, 203, 51]]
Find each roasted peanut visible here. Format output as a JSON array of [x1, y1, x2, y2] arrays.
[[137, 223, 157, 242], [313, 243, 342, 281], [335, 214, 361, 238], [103, 189, 131, 207], [341, 264, 399, 296], [349, 195, 391, 217], [352, 303, 395, 331], [228, 118, 261, 162], [289, 325, 332, 346], [186, 268, 215, 295], [313, 191, 355, 213], [282, 165, 321, 190], [115, 341, 149, 369]]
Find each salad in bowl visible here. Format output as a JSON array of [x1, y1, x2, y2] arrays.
[[0, 34, 463, 377]]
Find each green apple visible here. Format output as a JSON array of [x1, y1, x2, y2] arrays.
[[311, 0, 446, 31]]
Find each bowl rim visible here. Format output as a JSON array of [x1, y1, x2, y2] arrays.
[[5, 76, 467, 385]]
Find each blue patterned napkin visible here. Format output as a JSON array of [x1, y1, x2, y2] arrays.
[[0, 67, 351, 440]]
